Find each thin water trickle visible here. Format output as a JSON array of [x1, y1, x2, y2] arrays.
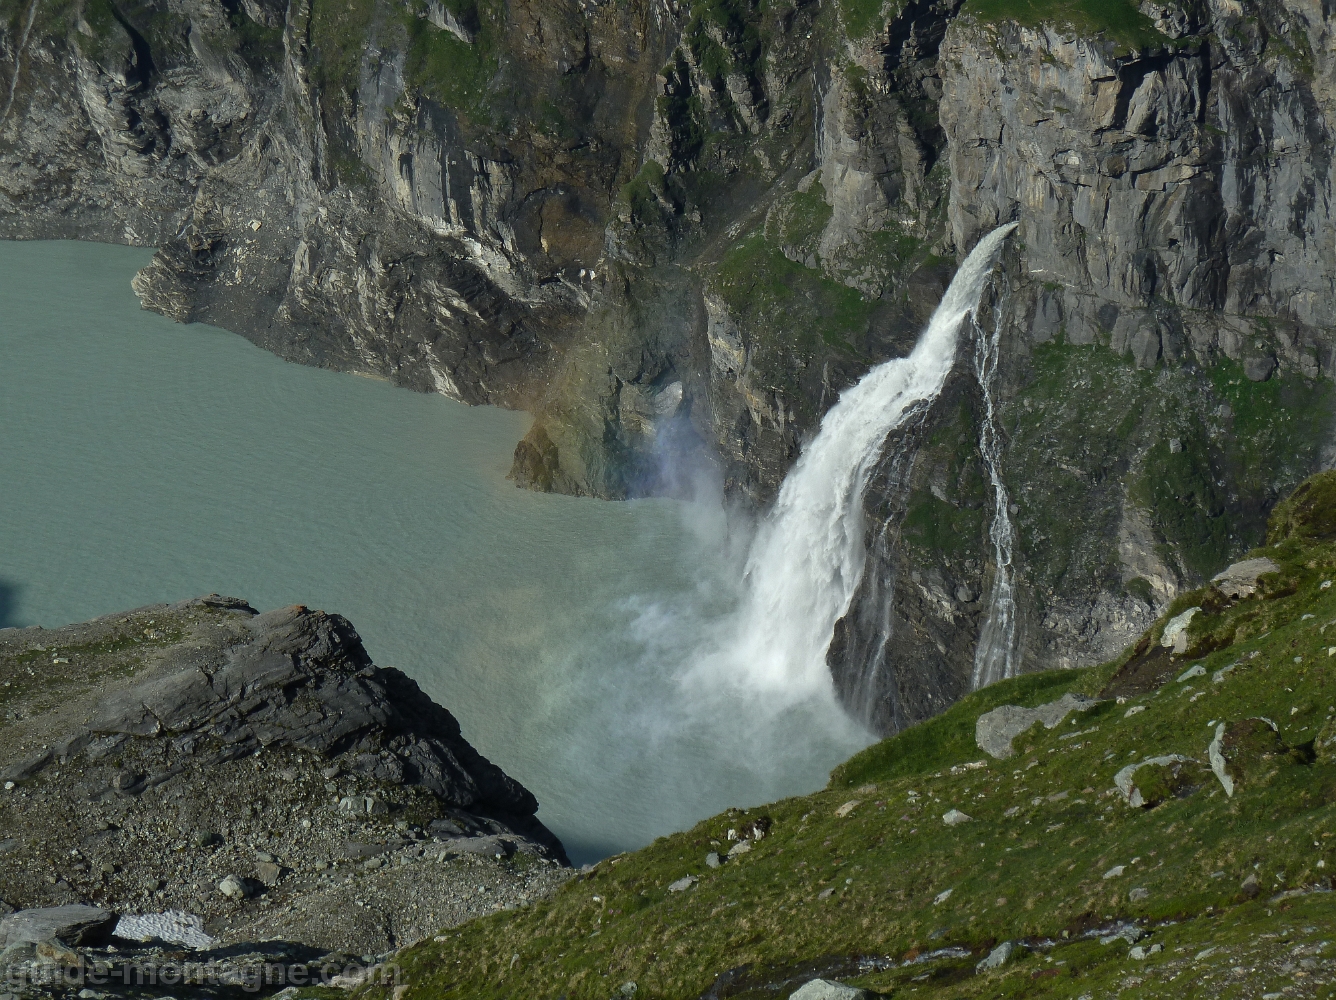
[[705, 223, 1018, 705], [972, 288, 1020, 688]]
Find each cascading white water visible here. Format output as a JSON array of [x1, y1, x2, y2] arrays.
[[704, 223, 1017, 704], [971, 289, 1020, 689]]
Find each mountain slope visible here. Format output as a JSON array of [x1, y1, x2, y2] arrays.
[[382, 471, 1336, 999]]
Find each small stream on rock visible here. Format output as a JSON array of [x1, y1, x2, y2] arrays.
[[971, 287, 1021, 688]]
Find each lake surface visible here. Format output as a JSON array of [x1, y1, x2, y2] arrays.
[[0, 240, 871, 862]]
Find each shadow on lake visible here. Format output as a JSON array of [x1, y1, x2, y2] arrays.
[[0, 579, 22, 630]]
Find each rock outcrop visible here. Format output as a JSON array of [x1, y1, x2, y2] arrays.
[[0, 596, 569, 961]]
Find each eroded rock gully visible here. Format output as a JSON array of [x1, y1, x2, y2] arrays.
[[3, 0, 1334, 732]]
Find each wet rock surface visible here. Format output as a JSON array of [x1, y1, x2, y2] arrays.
[[0, 597, 572, 978]]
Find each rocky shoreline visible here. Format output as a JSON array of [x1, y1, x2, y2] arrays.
[[0, 596, 573, 995]]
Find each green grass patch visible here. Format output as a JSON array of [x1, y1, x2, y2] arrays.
[[963, 0, 1169, 51], [713, 233, 875, 354], [402, 0, 500, 125], [307, 0, 380, 90], [838, 0, 891, 39], [901, 492, 986, 561]]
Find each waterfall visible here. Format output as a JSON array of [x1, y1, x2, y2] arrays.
[[971, 289, 1020, 689], [711, 223, 1017, 704]]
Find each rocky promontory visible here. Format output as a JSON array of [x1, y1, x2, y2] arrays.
[[0, 596, 571, 981]]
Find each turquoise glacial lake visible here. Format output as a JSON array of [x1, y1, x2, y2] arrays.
[[0, 240, 869, 862]]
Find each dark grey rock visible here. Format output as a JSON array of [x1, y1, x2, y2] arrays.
[[1244, 356, 1278, 382], [0, 905, 118, 947]]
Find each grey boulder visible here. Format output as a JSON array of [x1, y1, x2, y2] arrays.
[[1211, 558, 1280, 599], [0, 905, 118, 947], [977, 940, 1014, 971], [976, 693, 1103, 759], [790, 979, 878, 1000]]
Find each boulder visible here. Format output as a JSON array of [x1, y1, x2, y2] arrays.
[[976, 693, 1103, 759], [0, 905, 118, 947], [1243, 356, 1277, 382], [1113, 755, 1204, 808], [1211, 558, 1280, 599], [1106, 753, 1202, 806], [1210, 717, 1303, 796], [790, 979, 877, 1000], [1160, 607, 1200, 654], [218, 875, 259, 900], [976, 940, 1014, 971]]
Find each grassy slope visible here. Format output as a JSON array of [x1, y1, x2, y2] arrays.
[[369, 494, 1336, 999]]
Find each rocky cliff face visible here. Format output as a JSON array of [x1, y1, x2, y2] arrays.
[[3, 0, 1333, 733]]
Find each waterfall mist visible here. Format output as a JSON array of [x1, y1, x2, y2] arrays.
[[603, 225, 1020, 807]]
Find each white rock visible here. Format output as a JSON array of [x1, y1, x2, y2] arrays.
[[1177, 664, 1206, 681], [942, 809, 972, 826], [217, 875, 254, 899], [834, 800, 860, 818], [976, 940, 1014, 971], [1161, 607, 1200, 653], [1124, 705, 1146, 718], [1208, 722, 1234, 797], [932, 888, 953, 905], [1103, 865, 1126, 879], [727, 840, 752, 857], [790, 979, 875, 1000], [667, 876, 697, 892]]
